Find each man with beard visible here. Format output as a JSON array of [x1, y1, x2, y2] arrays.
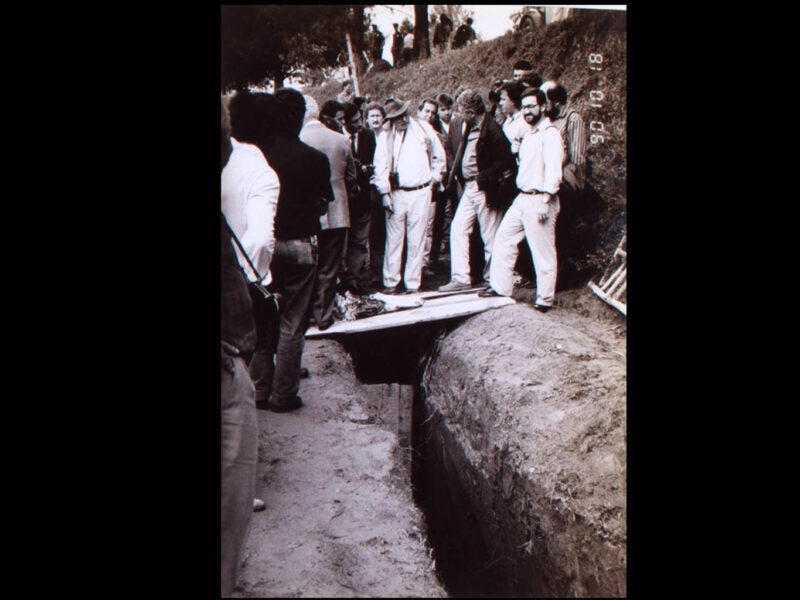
[[479, 88, 563, 312], [438, 89, 514, 292], [364, 102, 388, 286]]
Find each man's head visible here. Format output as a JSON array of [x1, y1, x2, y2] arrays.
[[274, 88, 306, 137], [466, 17, 473, 26], [372, 24, 378, 31], [221, 96, 232, 171], [519, 71, 543, 89], [228, 90, 278, 146], [512, 59, 533, 81], [417, 98, 439, 124], [365, 101, 385, 132], [343, 102, 362, 134], [319, 99, 346, 132], [384, 97, 411, 132], [542, 81, 567, 118], [456, 89, 485, 126], [499, 80, 526, 116], [436, 93, 454, 124], [520, 87, 546, 126], [393, 22, 399, 31]]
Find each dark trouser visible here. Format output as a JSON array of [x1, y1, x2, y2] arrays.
[[368, 187, 386, 285], [312, 228, 348, 327], [344, 204, 371, 291], [249, 238, 317, 405], [430, 185, 457, 264]]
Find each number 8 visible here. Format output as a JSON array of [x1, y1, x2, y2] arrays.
[[589, 53, 603, 64], [590, 121, 605, 132]]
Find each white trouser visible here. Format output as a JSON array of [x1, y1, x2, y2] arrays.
[[383, 186, 432, 291], [449, 180, 502, 284], [489, 193, 560, 305], [422, 194, 436, 267]]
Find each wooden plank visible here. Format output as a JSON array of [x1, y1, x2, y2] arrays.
[[306, 292, 515, 338]]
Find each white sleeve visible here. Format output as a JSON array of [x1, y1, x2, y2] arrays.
[[372, 130, 391, 195], [241, 161, 280, 284], [542, 127, 565, 197]]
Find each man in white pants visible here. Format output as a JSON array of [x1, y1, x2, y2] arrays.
[[480, 87, 563, 312], [373, 97, 445, 293], [438, 89, 515, 292]]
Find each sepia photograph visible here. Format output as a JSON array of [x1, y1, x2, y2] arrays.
[[221, 4, 626, 597]]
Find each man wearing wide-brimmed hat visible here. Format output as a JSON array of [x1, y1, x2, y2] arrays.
[[438, 88, 515, 293], [373, 96, 446, 293]]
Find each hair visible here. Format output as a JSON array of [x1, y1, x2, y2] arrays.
[[274, 88, 306, 136], [342, 80, 352, 90], [342, 101, 361, 121], [221, 96, 232, 170], [319, 99, 345, 119], [521, 87, 547, 107], [365, 101, 385, 117], [513, 59, 533, 72], [545, 82, 568, 106], [487, 89, 500, 104], [500, 80, 527, 110], [466, 17, 473, 25], [418, 97, 438, 112], [228, 90, 277, 145], [456, 89, 486, 115], [437, 93, 454, 109], [519, 71, 543, 89]]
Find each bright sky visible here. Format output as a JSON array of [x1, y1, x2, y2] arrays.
[[367, 5, 626, 64]]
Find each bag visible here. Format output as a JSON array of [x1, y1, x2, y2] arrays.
[[248, 282, 281, 352]]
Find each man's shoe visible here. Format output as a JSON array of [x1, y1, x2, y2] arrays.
[[299, 367, 310, 379], [533, 304, 551, 313], [268, 396, 303, 413], [438, 280, 471, 292], [253, 498, 266, 512], [317, 318, 334, 331], [478, 288, 501, 298], [380, 286, 401, 295]]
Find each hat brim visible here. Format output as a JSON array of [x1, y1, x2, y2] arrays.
[[384, 100, 410, 120]]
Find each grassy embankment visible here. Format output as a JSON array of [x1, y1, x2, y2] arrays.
[[307, 10, 626, 286]]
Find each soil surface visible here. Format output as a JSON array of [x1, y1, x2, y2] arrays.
[[232, 273, 625, 597]]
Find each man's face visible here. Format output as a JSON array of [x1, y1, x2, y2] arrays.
[[419, 102, 438, 124], [334, 110, 346, 130], [438, 104, 452, 124], [499, 90, 516, 116], [521, 96, 542, 126], [392, 113, 409, 132], [367, 109, 384, 131], [459, 104, 477, 126], [345, 112, 362, 134], [513, 69, 527, 81]]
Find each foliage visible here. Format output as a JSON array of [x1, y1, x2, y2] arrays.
[[222, 5, 368, 90], [430, 4, 474, 27]]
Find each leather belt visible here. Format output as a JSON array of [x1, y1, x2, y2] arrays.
[[397, 182, 430, 192], [463, 176, 477, 182], [520, 189, 546, 195]]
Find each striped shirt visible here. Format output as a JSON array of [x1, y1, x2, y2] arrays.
[[549, 106, 587, 169]]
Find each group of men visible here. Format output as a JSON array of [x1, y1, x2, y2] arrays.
[[220, 57, 587, 594]]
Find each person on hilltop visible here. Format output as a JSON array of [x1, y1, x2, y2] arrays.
[[479, 88, 564, 313], [391, 22, 404, 67], [432, 13, 453, 54], [452, 17, 477, 49], [373, 97, 445, 294], [368, 24, 385, 63], [438, 89, 514, 293]]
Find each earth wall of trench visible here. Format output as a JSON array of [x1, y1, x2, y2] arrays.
[[418, 305, 627, 597]]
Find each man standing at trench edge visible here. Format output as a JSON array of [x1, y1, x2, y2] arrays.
[[480, 87, 563, 312]]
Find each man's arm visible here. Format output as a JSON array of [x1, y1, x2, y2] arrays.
[[542, 127, 565, 197], [477, 122, 514, 188], [343, 139, 359, 198], [241, 163, 280, 284]]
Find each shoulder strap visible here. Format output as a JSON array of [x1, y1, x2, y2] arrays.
[[223, 216, 263, 282]]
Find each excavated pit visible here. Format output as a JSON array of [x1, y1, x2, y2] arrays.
[[338, 303, 626, 598]]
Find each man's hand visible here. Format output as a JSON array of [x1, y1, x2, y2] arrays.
[[382, 193, 393, 214], [536, 194, 554, 223]]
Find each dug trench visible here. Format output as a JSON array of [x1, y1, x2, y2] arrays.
[[235, 287, 626, 598]]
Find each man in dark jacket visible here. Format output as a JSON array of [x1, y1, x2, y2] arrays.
[[439, 89, 514, 292], [250, 88, 334, 413], [342, 101, 377, 293]]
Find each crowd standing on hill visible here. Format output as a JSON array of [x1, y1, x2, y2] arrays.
[[220, 44, 590, 591]]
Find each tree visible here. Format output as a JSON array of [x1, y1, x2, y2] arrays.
[[221, 5, 371, 91], [413, 5, 430, 60]]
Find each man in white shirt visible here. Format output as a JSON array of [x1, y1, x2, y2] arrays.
[[480, 87, 564, 312], [373, 97, 445, 293]]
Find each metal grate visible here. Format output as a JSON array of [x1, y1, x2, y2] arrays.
[[588, 235, 626, 315]]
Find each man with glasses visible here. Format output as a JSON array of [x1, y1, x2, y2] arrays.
[[438, 89, 514, 292], [479, 88, 563, 312], [372, 97, 445, 294]]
